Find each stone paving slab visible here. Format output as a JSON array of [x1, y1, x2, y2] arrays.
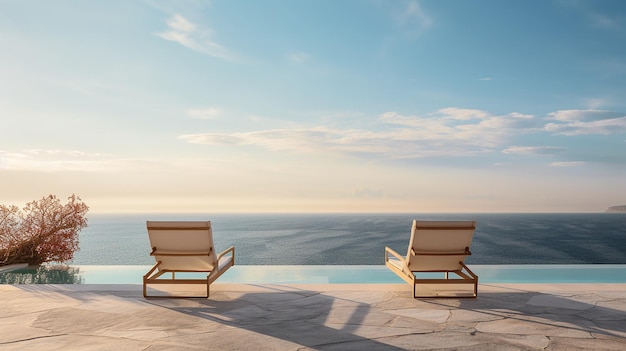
[[1, 283, 625, 350]]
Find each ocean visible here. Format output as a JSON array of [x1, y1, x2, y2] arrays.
[[71, 213, 626, 265]]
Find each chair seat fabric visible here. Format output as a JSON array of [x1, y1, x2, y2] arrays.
[[387, 257, 404, 271], [143, 220, 235, 298], [384, 219, 478, 298]]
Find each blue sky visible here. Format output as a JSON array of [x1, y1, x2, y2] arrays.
[[1, 0, 625, 213]]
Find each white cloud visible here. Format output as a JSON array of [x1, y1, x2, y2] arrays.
[[187, 108, 220, 119], [381, 109, 536, 148], [508, 112, 534, 119], [479, 77, 492, 81], [181, 127, 384, 154], [436, 108, 491, 120], [549, 161, 586, 167], [156, 14, 235, 60], [180, 108, 536, 158], [167, 13, 196, 32], [178, 107, 625, 163], [544, 110, 626, 135], [180, 133, 248, 146], [547, 109, 610, 121], [380, 111, 450, 129], [381, 108, 492, 126], [501, 146, 565, 155]]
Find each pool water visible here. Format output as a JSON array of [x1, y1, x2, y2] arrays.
[[2, 265, 626, 284]]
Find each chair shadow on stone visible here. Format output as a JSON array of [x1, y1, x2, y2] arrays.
[[423, 285, 626, 345], [145, 285, 407, 350]]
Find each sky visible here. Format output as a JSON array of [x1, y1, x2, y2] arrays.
[[1, 0, 626, 213]]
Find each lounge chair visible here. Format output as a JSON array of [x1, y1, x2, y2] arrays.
[[385, 220, 478, 298], [143, 221, 234, 298]]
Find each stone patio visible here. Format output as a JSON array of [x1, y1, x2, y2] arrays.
[[1, 283, 625, 350]]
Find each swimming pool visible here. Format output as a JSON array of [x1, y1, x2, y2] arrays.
[[2, 264, 626, 284]]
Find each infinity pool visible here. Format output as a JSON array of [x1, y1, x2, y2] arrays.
[[2, 265, 626, 284]]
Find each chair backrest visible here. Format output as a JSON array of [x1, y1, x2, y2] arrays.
[[146, 221, 217, 271], [406, 220, 476, 271]]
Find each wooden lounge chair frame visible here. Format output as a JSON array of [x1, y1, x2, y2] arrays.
[[385, 220, 478, 298], [143, 221, 235, 298]]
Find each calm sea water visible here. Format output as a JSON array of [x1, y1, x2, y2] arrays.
[[71, 213, 626, 265]]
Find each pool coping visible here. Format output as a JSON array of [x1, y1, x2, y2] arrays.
[[4, 264, 626, 285]]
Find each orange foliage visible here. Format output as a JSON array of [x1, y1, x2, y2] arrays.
[[0, 195, 89, 266]]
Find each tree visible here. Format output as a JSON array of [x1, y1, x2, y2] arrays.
[[0, 195, 89, 266]]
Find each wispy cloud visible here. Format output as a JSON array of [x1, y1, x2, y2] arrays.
[[377, 0, 432, 38], [584, 98, 608, 109], [0, 149, 209, 174], [395, 0, 433, 36], [288, 51, 310, 64], [381, 109, 536, 148], [479, 77, 492, 81], [544, 109, 626, 135], [156, 14, 235, 60], [187, 107, 221, 119], [180, 108, 537, 159], [561, 1, 626, 33], [179, 107, 626, 163], [351, 187, 384, 199], [589, 12, 625, 32], [501, 146, 565, 155], [549, 161, 586, 167], [0, 149, 118, 172], [181, 127, 390, 154], [547, 109, 610, 121], [436, 107, 492, 120]]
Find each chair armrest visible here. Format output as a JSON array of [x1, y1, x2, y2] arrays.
[[385, 246, 411, 276], [385, 246, 405, 262], [217, 246, 235, 263], [143, 261, 161, 279]]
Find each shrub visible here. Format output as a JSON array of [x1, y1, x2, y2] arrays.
[[0, 195, 89, 266]]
